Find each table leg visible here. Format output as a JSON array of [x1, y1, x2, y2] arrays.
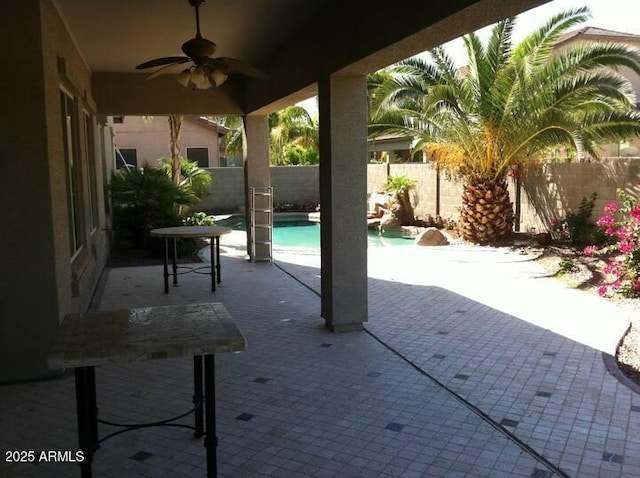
[[204, 354, 217, 478], [215, 236, 222, 284], [193, 356, 204, 438], [210, 239, 216, 292], [86, 367, 100, 452], [172, 238, 178, 286], [162, 238, 169, 294], [75, 367, 95, 478]]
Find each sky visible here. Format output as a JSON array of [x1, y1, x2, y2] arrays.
[[442, 0, 640, 65], [298, 0, 639, 111]]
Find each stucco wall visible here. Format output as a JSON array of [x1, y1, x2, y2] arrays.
[[1, 1, 111, 382], [113, 116, 223, 167]]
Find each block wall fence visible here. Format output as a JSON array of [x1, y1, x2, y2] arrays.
[[196, 159, 640, 232]]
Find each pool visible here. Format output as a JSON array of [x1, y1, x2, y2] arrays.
[[215, 215, 414, 248]]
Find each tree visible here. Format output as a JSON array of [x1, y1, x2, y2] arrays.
[[142, 115, 184, 185], [158, 157, 213, 201], [269, 106, 319, 165], [108, 167, 197, 246], [370, 7, 640, 243], [168, 115, 183, 185], [213, 107, 320, 165]]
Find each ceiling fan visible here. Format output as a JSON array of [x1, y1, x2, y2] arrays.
[[135, 0, 268, 89]]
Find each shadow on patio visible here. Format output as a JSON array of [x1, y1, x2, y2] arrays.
[[1, 245, 639, 477]]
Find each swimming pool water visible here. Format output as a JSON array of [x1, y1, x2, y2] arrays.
[[216, 216, 414, 248]]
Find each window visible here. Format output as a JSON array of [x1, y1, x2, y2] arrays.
[[186, 147, 209, 167], [60, 89, 83, 254], [116, 148, 138, 170]]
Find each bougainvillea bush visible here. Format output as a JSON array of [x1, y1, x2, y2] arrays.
[[584, 189, 640, 298]]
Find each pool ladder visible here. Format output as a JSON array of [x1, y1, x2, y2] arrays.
[[249, 187, 273, 262]]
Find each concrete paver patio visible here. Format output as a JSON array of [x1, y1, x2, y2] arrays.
[[1, 232, 639, 477]]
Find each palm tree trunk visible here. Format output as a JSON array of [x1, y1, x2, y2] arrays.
[[168, 115, 183, 185], [459, 176, 513, 243]]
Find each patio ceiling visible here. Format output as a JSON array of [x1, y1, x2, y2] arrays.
[[52, 0, 327, 73], [52, 0, 550, 114]]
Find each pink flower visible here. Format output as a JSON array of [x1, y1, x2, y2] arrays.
[[605, 227, 616, 236], [604, 260, 623, 277], [616, 227, 629, 240], [549, 218, 559, 227], [598, 285, 609, 296], [633, 278, 640, 291], [630, 206, 640, 221], [583, 245, 598, 256], [604, 202, 619, 214], [597, 215, 615, 228], [619, 241, 635, 254]]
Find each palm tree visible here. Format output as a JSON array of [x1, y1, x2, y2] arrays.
[[168, 115, 184, 185], [269, 105, 319, 165], [213, 115, 244, 160], [213, 107, 319, 165], [142, 115, 184, 185], [371, 7, 640, 243]]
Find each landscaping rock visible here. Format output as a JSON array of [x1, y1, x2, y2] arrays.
[[415, 227, 449, 246], [535, 232, 552, 245], [380, 203, 403, 230]]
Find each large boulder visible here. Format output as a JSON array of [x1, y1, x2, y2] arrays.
[[415, 227, 449, 246], [380, 203, 402, 230], [368, 192, 391, 218]]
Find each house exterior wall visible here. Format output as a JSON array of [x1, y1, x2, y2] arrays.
[[113, 116, 222, 168], [0, 1, 111, 382]]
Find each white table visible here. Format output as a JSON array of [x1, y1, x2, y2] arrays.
[[48, 302, 246, 478], [150, 226, 232, 293]]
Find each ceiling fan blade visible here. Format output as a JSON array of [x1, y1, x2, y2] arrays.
[[144, 62, 190, 81], [217, 57, 269, 80], [136, 56, 190, 70]]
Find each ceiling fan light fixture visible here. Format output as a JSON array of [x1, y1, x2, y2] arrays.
[[190, 66, 211, 89], [176, 68, 192, 87], [210, 68, 228, 87], [138, 0, 267, 89]]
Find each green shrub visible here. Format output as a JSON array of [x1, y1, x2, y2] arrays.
[[549, 192, 597, 244], [281, 144, 319, 165], [108, 167, 197, 247], [158, 157, 213, 200]]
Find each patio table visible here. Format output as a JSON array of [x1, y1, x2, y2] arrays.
[[47, 302, 246, 478], [150, 226, 232, 293]]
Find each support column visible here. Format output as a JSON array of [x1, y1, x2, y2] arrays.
[[242, 115, 271, 261], [318, 74, 368, 332]]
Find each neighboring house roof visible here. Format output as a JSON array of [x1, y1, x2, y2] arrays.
[[556, 26, 640, 48], [368, 133, 413, 152], [195, 116, 230, 137]]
